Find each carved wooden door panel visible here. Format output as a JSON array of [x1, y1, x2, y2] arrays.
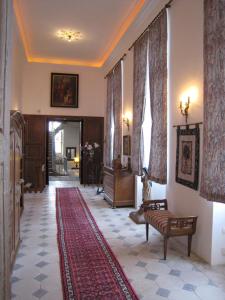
[[24, 115, 46, 192], [10, 111, 25, 267], [10, 122, 22, 264], [14, 129, 22, 249], [81, 117, 104, 184], [10, 128, 15, 263]]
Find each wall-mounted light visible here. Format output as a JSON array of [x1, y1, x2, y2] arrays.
[[73, 156, 80, 168], [179, 86, 199, 123], [179, 97, 190, 123], [123, 112, 132, 131]]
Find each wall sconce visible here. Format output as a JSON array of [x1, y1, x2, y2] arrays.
[[73, 156, 80, 169], [179, 97, 190, 123], [123, 112, 132, 131]]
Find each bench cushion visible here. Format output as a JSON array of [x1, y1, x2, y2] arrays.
[[144, 210, 175, 234]]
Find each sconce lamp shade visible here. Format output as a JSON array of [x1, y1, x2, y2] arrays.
[[74, 157, 79, 163]]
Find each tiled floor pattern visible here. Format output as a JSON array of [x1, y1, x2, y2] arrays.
[[11, 181, 225, 300]]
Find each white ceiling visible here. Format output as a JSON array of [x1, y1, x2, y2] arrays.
[[15, 0, 143, 66]]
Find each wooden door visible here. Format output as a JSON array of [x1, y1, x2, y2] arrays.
[[24, 115, 46, 192], [81, 117, 104, 184]]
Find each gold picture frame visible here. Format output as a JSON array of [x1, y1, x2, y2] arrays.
[[51, 73, 79, 108]]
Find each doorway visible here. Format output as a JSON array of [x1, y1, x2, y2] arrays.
[[47, 120, 81, 182]]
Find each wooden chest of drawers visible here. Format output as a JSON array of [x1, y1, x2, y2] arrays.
[[103, 166, 134, 208]]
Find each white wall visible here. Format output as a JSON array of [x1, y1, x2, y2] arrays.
[[211, 203, 225, 265], [21, 62, 106, 117], [63, 122, 80, 158], [10, 9, 26, 111], [104, 0, 225, 265], [167, 0, 215, 263]]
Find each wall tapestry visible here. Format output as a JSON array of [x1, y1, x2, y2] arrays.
[[51, 73, 79, 108], [176, 125, 199, 190]]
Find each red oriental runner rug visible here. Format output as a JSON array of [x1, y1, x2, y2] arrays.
[[56, 187, 139, 300]]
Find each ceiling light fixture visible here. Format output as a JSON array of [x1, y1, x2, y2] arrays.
[[56, 30, 82, 42]]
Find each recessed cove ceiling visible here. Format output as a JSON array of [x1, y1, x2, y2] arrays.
[[14, 0, 145, 67]]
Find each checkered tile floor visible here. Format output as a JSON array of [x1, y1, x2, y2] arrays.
[[11, 181, 225, 300]]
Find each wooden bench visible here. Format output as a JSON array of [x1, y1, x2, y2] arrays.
[[144, 199, 197, 260]]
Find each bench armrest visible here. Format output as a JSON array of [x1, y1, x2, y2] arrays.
[[143, 199, 168, 211], [167, 216, 198, 235]]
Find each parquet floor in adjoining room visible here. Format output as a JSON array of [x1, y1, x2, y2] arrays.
[[11, 182, 225, 300]]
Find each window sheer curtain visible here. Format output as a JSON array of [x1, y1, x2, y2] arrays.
[[131, 32, 148, 175], [113, 62, 122, 160], [142, 61, 152, 170], [148, 9, 167, 184], [104, 72, 113, 167], [200, 0, 225, 203]]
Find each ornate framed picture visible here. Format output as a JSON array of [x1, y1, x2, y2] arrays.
[[66, 147, 76, 161], [123, 135, 131, 156], [51, 73, 79, 108], [176, 125, 200, 190]]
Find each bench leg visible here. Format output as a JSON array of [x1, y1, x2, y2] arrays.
[[164, 236, 168, 260], [146, 223, 149, 241], [188, 235, 192, 256]]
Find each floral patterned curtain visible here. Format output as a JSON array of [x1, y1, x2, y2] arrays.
[[131, 31, 148, 175], [104, 72, 113, 167], [200, 0, 225, 203], [113, 62, 122, 160], [148, 9, 167, 184]]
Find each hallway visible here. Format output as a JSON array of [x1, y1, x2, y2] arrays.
[[11, 182, 225, 300]]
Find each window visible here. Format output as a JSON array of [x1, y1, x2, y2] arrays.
[[49, 121, 61, 132], [55, 129, 64, 154], [142, 53, 152, 169]]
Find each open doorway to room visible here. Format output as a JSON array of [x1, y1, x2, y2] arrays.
[[47, 120, 81, 182]]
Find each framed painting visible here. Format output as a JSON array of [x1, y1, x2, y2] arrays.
[[123, 135, 131, 156], [66, 147, 76, 161], [176, 125, 200, 190], [51, 73, 79, 108]]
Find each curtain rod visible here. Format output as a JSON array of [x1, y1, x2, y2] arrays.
[[128, 0, 174, 51], [104, 53, 126, 79], [173, 122, 203, 128]]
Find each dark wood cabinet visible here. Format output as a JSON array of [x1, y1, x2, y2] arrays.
[[104, 165, 134, 208]]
